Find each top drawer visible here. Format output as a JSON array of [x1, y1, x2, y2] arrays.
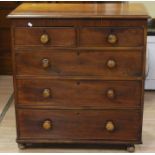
[[14, 27, 76, 47], [79, 27, 144, 47]]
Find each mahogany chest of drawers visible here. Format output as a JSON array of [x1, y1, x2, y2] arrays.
[[8, 3, 148, 152]]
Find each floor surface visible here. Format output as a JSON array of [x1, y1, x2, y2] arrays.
[[0, 76, 13, 116]]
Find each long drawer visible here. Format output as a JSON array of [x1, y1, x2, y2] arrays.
[[17, 109, 141, 141], [17, 79, 141, 108], [15, 50, 143, 78]]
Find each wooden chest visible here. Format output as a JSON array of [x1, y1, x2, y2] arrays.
[[8, 2, 148, 152]]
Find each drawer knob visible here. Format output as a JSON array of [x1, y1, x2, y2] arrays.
[[42, 58, 49, 69], [42, 120, 52, 130], [107, 59, 116, 69], [106, 89, 115, 99], [43, 88, 51, 98], [105, 121, 115, 132], [107, 34, 117, 44], [40, 34, 49, 44]]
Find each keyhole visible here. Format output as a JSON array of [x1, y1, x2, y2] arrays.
[[76, 81, 80, 85], [77, 51, 80, 56], [76, 112, 80, 115]]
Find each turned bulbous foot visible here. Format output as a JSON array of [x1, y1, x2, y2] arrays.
[[127, 145, 135, 153], [18, 143, 26, 149]]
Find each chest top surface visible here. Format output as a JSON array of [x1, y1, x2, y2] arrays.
[[8, 2, 148, 19]]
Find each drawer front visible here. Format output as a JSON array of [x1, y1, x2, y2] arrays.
[[17, 109, 141, 141], [14, 27, 76, 47], [17, 80, 141, 108], [79, 27, 144, 47], [16, 50, 142, 77]]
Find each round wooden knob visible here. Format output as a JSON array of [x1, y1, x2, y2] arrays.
[[106, 89, 115, 99], [105, 121, 115, 132], [42, 120, 52, 130], [42, 58, 49, 69], [42, 88, 51, 98], [107, 34, 117, 44], [107, 59, 116, 69], [40, 34, 49, 44]]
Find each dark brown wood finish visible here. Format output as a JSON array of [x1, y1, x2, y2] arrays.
[[11, 18, 147, 27], [15, 50, 143, 77], [8, 3, 148, 19], [16, 80, 142, 108], [79, 27, 144, 47], [17, 109, 141, 141], [14, 27, 76, 47], [8, 2, 148, 151], [14, 27, 144, 47]]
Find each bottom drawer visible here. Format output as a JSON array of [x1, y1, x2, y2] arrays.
[[17, 109, 141, 142]]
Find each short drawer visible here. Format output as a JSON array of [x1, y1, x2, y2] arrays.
[[14, 27, 76, 47], [79, 27, 144, 47], [15, 50, 143, 78], [17, 109, 141, 141], [17, 79, 141, 108]]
